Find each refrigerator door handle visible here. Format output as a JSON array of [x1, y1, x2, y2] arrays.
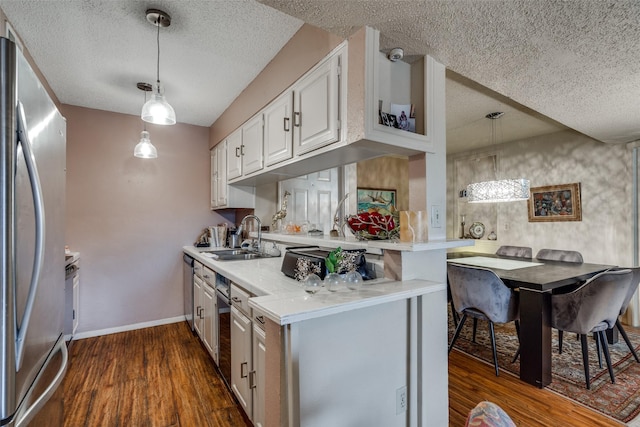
[[14, 101, 46, 370], [15, 336, 68, 427]]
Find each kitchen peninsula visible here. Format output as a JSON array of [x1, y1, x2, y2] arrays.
[[184, 234, 470, 427]]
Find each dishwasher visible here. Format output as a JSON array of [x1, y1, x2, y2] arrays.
[[183, 254, 195, 331]]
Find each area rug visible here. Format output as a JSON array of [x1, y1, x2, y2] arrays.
[[448, 317, 640, 424]]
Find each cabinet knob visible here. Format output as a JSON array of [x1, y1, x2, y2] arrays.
[[294, 111, 301, 127], [255, 315, 265, 325], [240, 144, 245, 156], [249, 370, 256, 389], [235, 146, 240, 158], [283, 117, 290, 132]]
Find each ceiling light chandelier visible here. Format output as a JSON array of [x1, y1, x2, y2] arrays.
[[141, 9, 176, 125], [466, 112, 530, 203], [134, 82, 158, 159]]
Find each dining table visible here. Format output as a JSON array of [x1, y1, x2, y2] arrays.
[[447, 251, 615, 388]]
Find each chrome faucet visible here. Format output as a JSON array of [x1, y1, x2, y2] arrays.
[[237, 214, 262, 252]]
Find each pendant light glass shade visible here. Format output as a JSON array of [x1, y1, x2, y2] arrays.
[[141, 9, 175, 125], [141, 82, 176, 125], [467, 178, 530, 203], [134, 130, 157, 159]]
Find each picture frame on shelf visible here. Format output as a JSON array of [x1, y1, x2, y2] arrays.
[[527, 182, 582, 222], [357, 188, 396, 215], [391, 103, 414, 132]]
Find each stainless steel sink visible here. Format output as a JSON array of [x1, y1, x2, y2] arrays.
[[202, 249, 279, 261]]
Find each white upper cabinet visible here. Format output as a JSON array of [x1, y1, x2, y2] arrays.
[[227, 129, 243, 180], [264, 91, 294, 167], [292, 53, 340, 156], [241, 114, 264, 175], [211, 140, 255, 210]]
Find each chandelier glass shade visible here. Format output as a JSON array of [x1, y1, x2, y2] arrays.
[[134, 130, 157, 159], [466, 112, 530, 203], [467, 178, 530, 203]]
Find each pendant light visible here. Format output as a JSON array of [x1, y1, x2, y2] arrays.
[[141, 9, 176, 125], [466, 112, 530, 203], [134, 82, 158, 159]]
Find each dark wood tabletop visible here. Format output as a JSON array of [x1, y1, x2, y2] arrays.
[[447, 252, 614, 291]]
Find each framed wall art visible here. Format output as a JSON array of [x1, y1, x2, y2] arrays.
[[527, 183, 582, 222], [357, 188, 396, 215]]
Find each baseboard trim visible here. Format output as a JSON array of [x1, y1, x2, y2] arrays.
[[72, 316, 186, 340]]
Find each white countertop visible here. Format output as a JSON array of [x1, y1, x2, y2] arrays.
[[183, 245, 444, 325]]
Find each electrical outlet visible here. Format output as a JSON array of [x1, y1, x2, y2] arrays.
[[396, 386, 407, 414], [431, 205, 442, 228]]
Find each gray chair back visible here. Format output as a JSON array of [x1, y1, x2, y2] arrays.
[[496, 245, 532, 258], [536, 248, 583, 263], [447, 263, 518, 324], [619, 266, 640, 316], [551, 269, 633, 334]]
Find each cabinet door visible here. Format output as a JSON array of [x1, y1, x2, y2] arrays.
[[264, 91, 294, 167], [252, 324, 266, 427], [210, 148, 218, 209], [293, 54, 340, 156], [242, 115, 264, 176], [216, 142, 227, 207], [231, 306, 252, 418], [202, 284, 216, 358], [227, 130, 243, 180], [193, 275, 204, 338]]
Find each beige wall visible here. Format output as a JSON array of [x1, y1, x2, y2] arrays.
[[63, 104, 227, 334], [447, 130, 633, 266], [357, 156, 409, 210]]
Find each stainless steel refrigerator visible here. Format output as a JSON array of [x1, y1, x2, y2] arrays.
[[1, 37, 68, 426]]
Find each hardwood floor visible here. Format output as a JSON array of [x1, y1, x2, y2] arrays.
[[61, 322, 250, 427], [449, 349, 623, 426], [62, 321, 623, 426]]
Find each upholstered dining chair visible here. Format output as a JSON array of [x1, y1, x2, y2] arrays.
[[447, 263, 520, 376], [550, 268, 633, 389], [610, 267, 640, 363], [495, 245, 532, 258], [535, 248, 583, 263]]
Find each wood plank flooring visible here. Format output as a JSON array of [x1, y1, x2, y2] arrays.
[[449, 349, 623, 426], [62, 321, 624, 426], [61, 322, 250, 427]]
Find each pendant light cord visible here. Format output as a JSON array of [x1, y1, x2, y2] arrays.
[[156, 19, 161, 89]]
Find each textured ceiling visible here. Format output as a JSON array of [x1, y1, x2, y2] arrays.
[[260, 0, 640, 147], [0, 0, 303, 127], [1, 0, 637, 154]]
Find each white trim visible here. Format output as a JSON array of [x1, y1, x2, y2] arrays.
[[72, 316, 185, 340]]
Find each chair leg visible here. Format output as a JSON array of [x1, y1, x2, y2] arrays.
[[488, 321, 500, 376], [580, 334, 591, 389], [558, 330, 564, 354], [512, 320, 521, 363], [448, 314, 468, 354], [616, 319, 640, 363], [472, 318, 478, 343], [598, 331, 616, 384], [594, 333, 603, 369], [450, 301, 459, 327]]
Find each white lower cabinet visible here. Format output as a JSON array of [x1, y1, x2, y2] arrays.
[[231, 305, 253, 418], [193, 275, 204, 337], [193, 267, 217, 361], [251, 320, 266, 427], [202, 282, 217, 359]]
